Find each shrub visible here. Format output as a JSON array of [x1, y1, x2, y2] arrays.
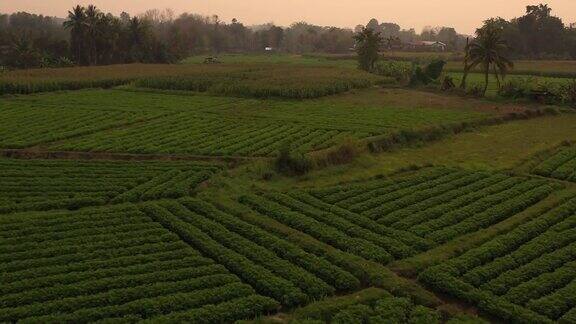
[[410, 67, 432, 85], [446, 314, 490, 324], [311, 138, 363, 168], [558, 79, 576, 107], [424, 60, 446, 80], [409, 305, 441, 324], [374, 297, 412, 322], [374, 61, 413, 82], [275, 144, 313, 176], [332, 305, 373, 324], [498, 79, 530, 99]]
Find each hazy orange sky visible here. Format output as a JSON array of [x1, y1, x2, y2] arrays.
[[2, 0, 576, 34]]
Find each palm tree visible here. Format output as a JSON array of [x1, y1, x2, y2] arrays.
[[463, 25, 513, 95], [85, 5, 102, 65], [63, 5, 86, 64], [8, 34, 40, 69]]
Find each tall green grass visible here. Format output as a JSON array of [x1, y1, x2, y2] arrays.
[[0, 63, 388, 99]]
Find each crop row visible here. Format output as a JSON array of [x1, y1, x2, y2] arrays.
[[262, 191, 423, 259], [178, 198, 360, 291], [293, 287, 484, 324], [133, 65, 384, 99], [308, 167, 559, 244], [0, 204, 275, 322], [533, 146, 576, 182], [333, 168, 457, 213], [0, 103, 155, 149], [158, 201, 335, 299], [140, 198, 437, 309], [0, 63, 384, 99], [239, 194, 395, 263], [419, 196, 576, 323], [51, 112, 357, 156], [0, 158, 220, 214], [140, 202, 309, 307]]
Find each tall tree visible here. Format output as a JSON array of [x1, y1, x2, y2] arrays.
[[63, 5, 86, 64], [354, 27, 382, 71], [84, 5, 102, 65]]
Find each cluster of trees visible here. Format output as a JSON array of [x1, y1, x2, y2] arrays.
[[64, 5, 170, 66], [0, 12, 69, 68], [482, 4, 576, 59], [0, 6, 358, 69], [360, 19, 467, 51], [2, 2, 575, 69]]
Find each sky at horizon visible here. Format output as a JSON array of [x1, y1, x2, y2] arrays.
[[2, 0, 576, 35]]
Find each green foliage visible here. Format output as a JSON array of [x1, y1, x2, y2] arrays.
[[292, 288, 391, 322], [374, 297, 412, 322], [295, 294, 450, 324], [0, 63, 382, 98], [354, 27, 383, 72], [419, 196, 576, 323], [408, 305, 442, 324], [0, 159, 220, 214], [446, 314, 489, 324], [373, 61, 413, 82], [410, 60, 446, 85], [333, 304, 373, 323], [410, 66, 432, 85], [275, 143, 313, 176], [3, 89, 487, 157], [424, 60, 447, 80], [532, 146, 576, 182], [0, 204, 278, 323]]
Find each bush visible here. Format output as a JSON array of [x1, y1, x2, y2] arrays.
[[557, 79, 576, 107], [410, 67, 432, 85], [409, 305, 441, 324], [498, 79, 530, 99], [275, 144, 313, 176], [374, 61, 413, 82], [311, 138, 363, 168], [374, 297, 412, 322], [332, 305, 373, 324], [424, 60, 446, 80]]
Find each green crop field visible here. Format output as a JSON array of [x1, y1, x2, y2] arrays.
[[2, 54, 576, 323], [419, 194, 576, 323], [448, 72, 573, 97], [446, 60, 576, 78], [0, 158, 221, 213], [532, 145, 576, 182], [0, 88, 494, 156]]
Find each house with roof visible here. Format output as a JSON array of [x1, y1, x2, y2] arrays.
[[404, 41, 447, 52]]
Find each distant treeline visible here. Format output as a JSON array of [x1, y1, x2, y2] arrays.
[[0, 5, 468, 69], [0, 3, 574, 69], [481, 4, 576, 60]]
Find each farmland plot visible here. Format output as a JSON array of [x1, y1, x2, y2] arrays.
[[138, 197, 440, 308], [419, 195, 576, 323], [244, 167, 561, 252], [532, 145, 576, 183], [0, 204, 278, 323], [0, 90, 238, 149], [37, 89, 491, 156], [0, 158, 220, 214]]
